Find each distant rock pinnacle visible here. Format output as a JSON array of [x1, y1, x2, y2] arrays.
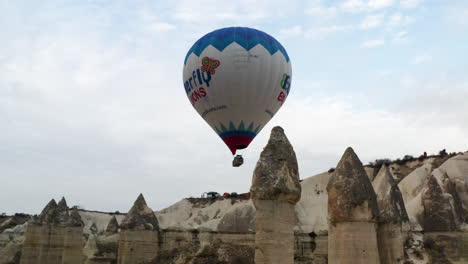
[[250, 126, 301, 204], [327, 147, 379, 223], [372, 165, 409, 223], [105, 215, 119, 234], [56, 197, 69, 224], [422, 175, 457, 231], [120, 194, 159, 231], [37, 199, 58, 224]]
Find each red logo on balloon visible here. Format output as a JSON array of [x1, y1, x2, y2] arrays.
[[201, 57, 220, 75]]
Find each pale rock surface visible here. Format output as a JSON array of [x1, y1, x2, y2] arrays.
[[327, 147, 380, 264], [0, 224, 26, 264], [251, 127, 301, 264], [398, 164, 433, 230], [217, 201, 255, 233], [83, 234, 99, 259], [79, 211, 125, 234], [295, 171, 330, 234]]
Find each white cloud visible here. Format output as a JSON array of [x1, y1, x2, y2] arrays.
[[305, 25, 354, 39], [361, 39, 385, 48], [445, 7, 468, 27], [411, 54, 432, 64], [280, 24, 354, 39], [149, 22, 176, 32], [387, 13, 415, 27], [360, 14, 385, 29], [392, 30, 409, 44], [400, 0, 424, 8], [341, 0, 395, 12], [171, 0, 294, 23], [305, 6, 338, 17], [279, 25, 304, 38]]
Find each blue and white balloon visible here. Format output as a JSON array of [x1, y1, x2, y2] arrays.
[[183, 27, 292, 154]]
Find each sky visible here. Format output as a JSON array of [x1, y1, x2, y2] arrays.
[[1, 0, 467, 214]]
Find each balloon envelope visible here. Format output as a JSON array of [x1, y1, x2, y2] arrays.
[[183, 27, 292, 154]]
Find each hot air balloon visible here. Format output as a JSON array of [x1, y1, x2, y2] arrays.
[[183, 27, 292, 166]]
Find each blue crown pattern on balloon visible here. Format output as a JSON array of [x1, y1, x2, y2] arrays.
[[215, 120, 260, 139], [184, 27, 290, 65]]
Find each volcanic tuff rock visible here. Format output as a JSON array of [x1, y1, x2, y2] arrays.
[[105, 215, 119, 234], [56, 197, 69, 224], [439, 172, 467, 224], [36, 199, 58, 224], [68, 209, 84, 227], [251, 127, 300, 264], [372, 165, 409, 223], [327, 147, 379, 223], [120, 194, 159, 231], [422, 175, 457, 231], [250, 126, 301, 204]]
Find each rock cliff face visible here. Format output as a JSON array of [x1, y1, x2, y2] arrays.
[[20, 197, 85, 264], [2, 152, 468, 264]]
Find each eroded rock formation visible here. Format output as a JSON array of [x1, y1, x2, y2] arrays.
[[422, 175, 457, 231], [372, 165, 409, 264], [327, 147, 380, 264], [20, 197, 85, 264], [251, 126, 301, 264], [117, 194, 159, 264]]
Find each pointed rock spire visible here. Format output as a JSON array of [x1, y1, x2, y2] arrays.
[[38, 199, 58, 224], [56, 197, 69, 224], [250, 126, 301, 204], [120, 194, 159, 231], [372, 165, 409, 223], [105, 215, 119, 234], [68, 209, 84, 227], [327, 147, 379, 223], [422, 175, 457, 231]]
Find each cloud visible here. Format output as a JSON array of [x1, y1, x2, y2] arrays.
[[305, 6, 338, 17], [410, 54, 432, 64], [392, 30, 409, 44], [341, 0, 395, 12], [360, 14, 385, 29], [387, 13, 415, 27], [361, 39, 385, 48], [400, 0, 424, 8], [171, 0, 294, 23], [149, 22, 176, 32], [279, 24, 354, 39], [279, 25, 304, 38]]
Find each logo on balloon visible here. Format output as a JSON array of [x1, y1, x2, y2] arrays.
[[277, 73, 291, 104], [201, 57, 221, 75], [281, 73, 291, 94]]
